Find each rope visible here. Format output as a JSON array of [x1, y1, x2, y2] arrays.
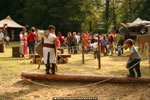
[[127, 57, 147, 70], [21, 76, 113, 89], [1, 54, 148, 91]]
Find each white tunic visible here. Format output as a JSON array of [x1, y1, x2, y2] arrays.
[[0, 32, 4, 41], [43, 33, 56, 64], [20, 33, 24, 45]]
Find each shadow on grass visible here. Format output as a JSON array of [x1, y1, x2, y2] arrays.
[[0, 80, 41, 100], [0, 79, 90, 100]]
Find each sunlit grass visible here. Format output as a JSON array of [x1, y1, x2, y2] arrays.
[[0, 41, 150, 100], [0, 41, 149, 84]]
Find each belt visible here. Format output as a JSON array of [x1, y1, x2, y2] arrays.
[[43, 43, 55, 48]]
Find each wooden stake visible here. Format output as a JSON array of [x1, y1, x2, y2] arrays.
[[33, 28, 38, 64], [149, 42, 150, 74], [98, 36, 101, 69], [82, 43, 85, 64]]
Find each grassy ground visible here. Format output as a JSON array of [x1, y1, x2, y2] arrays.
[[0, 42, 150, 100]]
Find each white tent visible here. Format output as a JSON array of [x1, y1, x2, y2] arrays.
[[126, 18, 150, 27], [0, 16, 24, 28]]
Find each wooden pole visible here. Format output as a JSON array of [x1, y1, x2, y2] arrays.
[[98, 36, 101, 69], [33, 28, 38, 64], [82, 42, 85, 64], [148, 42, 150, 74], [21, 72, 150, 83]]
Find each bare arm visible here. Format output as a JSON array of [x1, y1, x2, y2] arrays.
[[121, 53, 133, 57]]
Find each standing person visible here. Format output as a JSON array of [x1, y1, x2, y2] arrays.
[[41, 25, 57, 75], [117, 45, 122, 56], [91, 34, 95, 44], [82, 35, 88, 53], [91, 39, 98, 59], [0, 29, 4, 42], [108, 35, 114, 56], [67, 32, 73, 54], [140, 28, 146, 35], [20, 28, 28, 57], [76, 32, 81, 50], [58, 32, 62, 42], [5, 35, 10, 46], [72, 32, 78, 54], [102, 36, 108, 56], [140, 28, 146, 53], [121, 39, 141, 78], [27, 27, 36, 55], [56, 36, 60, 49], [37, 29, 42, 43], [118, 36, 124, 54]]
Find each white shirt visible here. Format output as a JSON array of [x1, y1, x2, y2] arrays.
[[76, 35, 80, 44], [48, 33, 56, 44], [0, 32, 4, 41], [43, 33, 57, 64], [130, 45, 141, 60], [6, 36, 10, 41], [91, 42, 98, 49], [20, 33, 24, 45]]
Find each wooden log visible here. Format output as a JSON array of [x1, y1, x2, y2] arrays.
[[12, 46, 20, 57], [21, 72, 150, 83], [58, 54, 71, 58], [0, 43, 5, 53]]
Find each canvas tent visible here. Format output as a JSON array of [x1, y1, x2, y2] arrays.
[[120, 18, 150, 39], [0, 16, 24, 28], [121, 18, 150, 28], [145, 25, 150, 34]]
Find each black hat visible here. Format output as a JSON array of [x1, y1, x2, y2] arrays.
[[48, 25, 56, 30]]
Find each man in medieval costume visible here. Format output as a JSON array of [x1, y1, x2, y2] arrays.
[[40, 25, 57, 75]]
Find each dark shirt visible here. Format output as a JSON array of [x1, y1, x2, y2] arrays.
[[118, 39, 124, 46], [67, 36, 73, 46]]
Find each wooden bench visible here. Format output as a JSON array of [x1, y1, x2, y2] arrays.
[[58, 48, 64, 54], [57, 54, 71, 64]]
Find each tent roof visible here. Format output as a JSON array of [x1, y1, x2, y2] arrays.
[[0, 16, 24, 28], [145, 25, 150, 27], [132, 17, 142, 23], [121, 18, 150, 28]]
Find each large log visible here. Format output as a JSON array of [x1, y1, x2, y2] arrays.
[[21, 72, 150, 83]]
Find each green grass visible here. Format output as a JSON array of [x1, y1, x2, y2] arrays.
[[0, 41, 150, 84], [0, 41, 150, 100]]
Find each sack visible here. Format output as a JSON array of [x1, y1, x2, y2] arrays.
[[35, 39, 44, 57]]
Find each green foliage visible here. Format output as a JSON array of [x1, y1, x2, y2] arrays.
[[0, 0, 150, 35]]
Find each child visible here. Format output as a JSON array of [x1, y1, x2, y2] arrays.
[[121, 39, 141, 78], [6, 35, 10, 46], [91, 39, 98, 59], [117, 45, 122, 56]]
